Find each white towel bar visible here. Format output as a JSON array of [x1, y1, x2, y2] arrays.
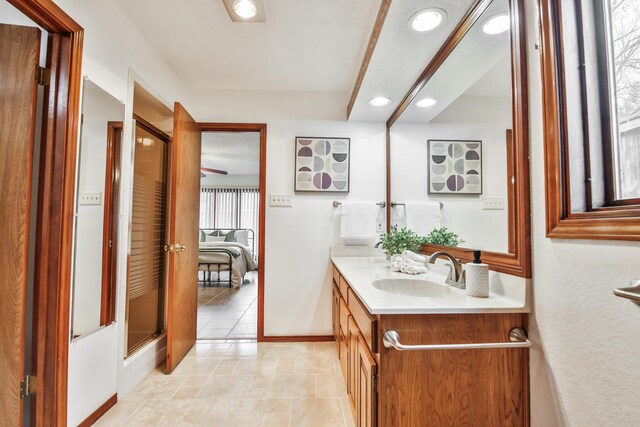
[[391, 202, 443, 209], [333, 201, 386, 208]]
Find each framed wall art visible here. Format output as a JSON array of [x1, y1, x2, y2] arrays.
[[294, 137, 350, 193], [427, 139, 482, 194]]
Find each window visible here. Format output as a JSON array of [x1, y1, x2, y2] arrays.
[[606, 0, 640, 203], [539, 0, 640, 240]]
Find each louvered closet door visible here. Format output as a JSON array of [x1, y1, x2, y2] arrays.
[[126, 123, 168, 355]]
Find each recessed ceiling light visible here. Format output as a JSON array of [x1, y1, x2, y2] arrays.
[[233, 0, 257, 19], [416, 98, 437, 108], [409, 8, 446, 33], [369, 96, 391, 107], [482, 13, 510, 35]]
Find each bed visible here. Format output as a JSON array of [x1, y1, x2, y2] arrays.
[[198, 228, 258, 288]]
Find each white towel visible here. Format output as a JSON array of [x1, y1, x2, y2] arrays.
[[406, 265, 429, 275], [405, 202, 441, 236], [391, 205, 406, 229], [340, 202, 379, 239], [390, 261, 401, 272], [402, 250, 428, 263]]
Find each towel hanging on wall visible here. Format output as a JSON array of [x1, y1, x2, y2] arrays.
[[405, 202, 442, 236], [340, 202, 379, 239]]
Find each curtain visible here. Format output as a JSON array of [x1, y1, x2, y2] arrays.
[[200, 188, 260, 258]]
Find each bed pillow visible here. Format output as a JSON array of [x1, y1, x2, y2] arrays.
[[208, 230, 226, 237], [224, 230, 236, 242], [234, 229, 249, 246], [200, 230, 207, 242], [205, 235, 226, 242]]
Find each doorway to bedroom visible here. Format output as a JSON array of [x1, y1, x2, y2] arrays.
[[196, 126, 264, 340]]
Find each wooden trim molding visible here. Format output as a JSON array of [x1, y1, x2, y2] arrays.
[[6, 1, 84, 425], [346, 0, 392, 119], [78, 394, 117, 427], [539, 0, 640, 241], [385, 0, 532, 278], [198, 123, 267, 341], [262, 335, 335, 343]]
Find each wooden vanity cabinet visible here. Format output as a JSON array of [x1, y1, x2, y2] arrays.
[[331, 263, 530, 427]]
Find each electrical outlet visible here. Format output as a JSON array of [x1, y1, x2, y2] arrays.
[[482, 198, 504, 210], [79, 192, 102, 206], [270, 194, 292, 207]]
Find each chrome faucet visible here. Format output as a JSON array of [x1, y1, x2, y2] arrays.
[[428, 251, 466, 289]]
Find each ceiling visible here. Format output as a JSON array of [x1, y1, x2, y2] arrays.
[[348, 0, 476, 122], [114, 0, 381, 93], [201, 131, 260, 175]]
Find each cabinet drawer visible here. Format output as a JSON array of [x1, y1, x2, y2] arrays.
[[339, 275, 350, 301], [339, 296, 349, 334], [348, 289, 377, 353], [332, 263, 340, 285]]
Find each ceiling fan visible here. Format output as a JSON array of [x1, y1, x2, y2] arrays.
[[200, 166, 228, 177]]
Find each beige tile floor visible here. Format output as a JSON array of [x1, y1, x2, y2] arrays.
[[95, 341, 355, 427], [197, 271, 257, 340]]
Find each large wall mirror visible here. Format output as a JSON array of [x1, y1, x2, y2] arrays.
[[387, 0, 531, 277], [71, 78, 124, 338]]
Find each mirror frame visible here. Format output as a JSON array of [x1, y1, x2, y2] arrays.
[[385, 0, 531, 277]]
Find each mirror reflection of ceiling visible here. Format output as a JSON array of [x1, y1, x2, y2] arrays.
[[349, 0, 476, 122], [396, 0, 511, 124], [133, 81, 174, 134], [200, 131, 260, 187]]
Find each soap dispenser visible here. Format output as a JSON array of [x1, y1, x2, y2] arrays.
[[465, 250, 489, 298]]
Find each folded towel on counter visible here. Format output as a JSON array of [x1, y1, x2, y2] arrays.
[[390, 261, 401, 272], [406, 265, 429, 275], [405, 202, 442, 236], [401, 259, 424, 268], [340, 202, 380, 239], [402, 250, 428, 263]]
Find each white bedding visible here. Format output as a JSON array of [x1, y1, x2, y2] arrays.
[[198, 241, 257, 288]]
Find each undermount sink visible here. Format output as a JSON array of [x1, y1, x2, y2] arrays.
[[372, 278, 457, 298]]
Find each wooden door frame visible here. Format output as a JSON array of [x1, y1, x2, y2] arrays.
[[198, 123, 267, 341], [100, 122, 122, 326], [6, 0, 83, 425]]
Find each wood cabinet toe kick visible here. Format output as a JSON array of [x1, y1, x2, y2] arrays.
[[331, 262, 530, 427]]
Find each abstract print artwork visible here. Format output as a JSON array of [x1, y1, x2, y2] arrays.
[[428, 139, 482, 194], [295, 137, 350, 193]]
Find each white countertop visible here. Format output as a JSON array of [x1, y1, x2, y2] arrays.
[[331, 255, 530, 315]]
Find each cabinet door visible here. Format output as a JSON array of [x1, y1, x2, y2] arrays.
[[356, 335, 377, 427], [339, 327, 348, 385], [347, 316, 359, 409], [332, 285, 340, 344]]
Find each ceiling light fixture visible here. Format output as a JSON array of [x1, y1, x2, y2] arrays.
[[482, 13, 510, 35], [409, 8, 445, 33], [369, 96, 391, 107], [233, 0, 257, 19], [416, 98, 437, 108]]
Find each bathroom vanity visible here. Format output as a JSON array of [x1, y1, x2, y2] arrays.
[[331, 256, 531, 427]]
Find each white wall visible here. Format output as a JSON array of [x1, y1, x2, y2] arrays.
[[189, 90, 387, 336], [390, 95, 512, 253], [524, 1, 640, 426]]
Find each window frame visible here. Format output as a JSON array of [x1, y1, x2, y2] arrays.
[[539, 0, 640, 241]]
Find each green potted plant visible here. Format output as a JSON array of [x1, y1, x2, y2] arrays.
[[379, 226, 423, 259], [421, 227, 464, 247]]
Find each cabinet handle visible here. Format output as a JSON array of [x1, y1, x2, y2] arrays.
[[382, 328, 532, 351]]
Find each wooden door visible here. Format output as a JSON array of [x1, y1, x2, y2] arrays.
[[356, 335, 377, 427], [0, 23, 40, 426], [165, 103, 202, 373]]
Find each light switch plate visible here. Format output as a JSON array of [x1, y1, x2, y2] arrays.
[[270, 194, 292, 207], [79, 192, 102, 206], [482, 198, 504, 210], [376, 220, 385, 233]]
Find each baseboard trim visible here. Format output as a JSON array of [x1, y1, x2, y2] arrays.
[[262, 335, 335, 342], [78, 394, 117, 427]]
